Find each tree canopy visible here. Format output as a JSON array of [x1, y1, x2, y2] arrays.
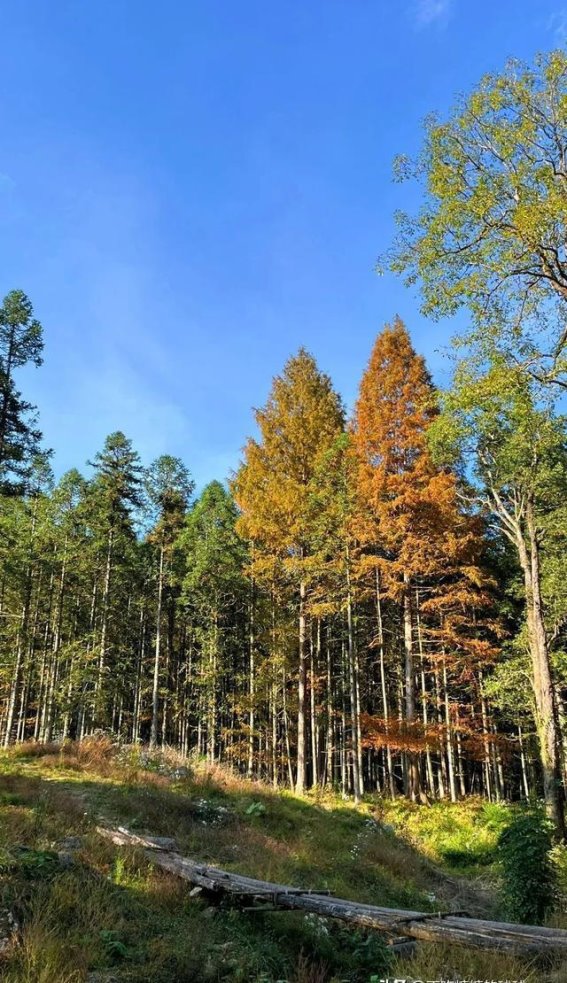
[[386, 50, 567, 388]]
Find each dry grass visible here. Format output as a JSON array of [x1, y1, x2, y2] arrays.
[[1, 739, 566, 982]]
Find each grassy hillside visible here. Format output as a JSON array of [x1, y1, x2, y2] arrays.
[[0, 738, 562, 982]]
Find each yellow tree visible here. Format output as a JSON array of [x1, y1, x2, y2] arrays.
[[233, 349, 344, 792]]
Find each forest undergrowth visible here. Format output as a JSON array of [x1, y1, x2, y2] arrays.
[[0, 736, 565, 983]]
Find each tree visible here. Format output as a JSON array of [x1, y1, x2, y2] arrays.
[[1, 453, 53, 745], [233, 349, 345, 792], [178, 482, 247, 763], [352, 318, 491, 801], [307, 434, 364, 800], [145, 455, 194, 747], [87, 432, 143, 725], [353, 319, 436, 800], [0, 290, 44, 493], [386, 51, 567, 388], [429, 357, 567, 835]]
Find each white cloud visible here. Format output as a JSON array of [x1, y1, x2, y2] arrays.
[[413, 0, 451, 27], [549, 10, 567, 45]]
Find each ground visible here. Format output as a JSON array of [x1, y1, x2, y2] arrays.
[[0, 737, 563, 982]]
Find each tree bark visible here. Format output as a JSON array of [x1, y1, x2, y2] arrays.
[[520, 496, 565, 835], [150, 542, 164, 747], [296, 577, 307, 793], [403, 573, 420, 801]]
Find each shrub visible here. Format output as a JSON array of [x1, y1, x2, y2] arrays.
[[498, 809, 555, 924]]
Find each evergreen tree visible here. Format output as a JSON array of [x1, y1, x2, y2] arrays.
[[87, 432, 143, 726], [179, 481, 247, 762], [145, 455, 194, 747], [0, 290, 44, 494]]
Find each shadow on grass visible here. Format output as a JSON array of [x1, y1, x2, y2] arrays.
[[0, 751, 525, 982], [0, 759, 458, 908], [0, 768, 399, 982]]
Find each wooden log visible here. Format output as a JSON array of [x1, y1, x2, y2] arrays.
[[95, 825, 567, 957]]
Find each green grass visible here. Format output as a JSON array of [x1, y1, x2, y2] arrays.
[[0, 739, 563, 982], [379, 796, 512, 872]]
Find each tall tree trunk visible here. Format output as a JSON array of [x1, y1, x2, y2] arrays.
[[95, 526, 114, 725], [247, 576, 255, 777], [520, 497, 565, 836], [518, 725, 531, 800], [479, 673, 493, 802], [443, 657, 457, 803], [403, 574, 420, 801], [310, 629, 319, 786], [324, 623, 334, 787], [346, 554, 362, 802], [3, 501, 38, 747], [375, 570, 395, 797], [296, 577, 307, 793], [416, 590, 434, 798], [150, 542, 164, 748]]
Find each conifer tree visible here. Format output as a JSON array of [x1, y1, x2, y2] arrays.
[[145, 455, 194, 747], [179, 481, 247, 762], [0, 290, 44, 494], [352, 318, 491, 801], [87, 432, 143, 726], [233, 349, 345, 791]]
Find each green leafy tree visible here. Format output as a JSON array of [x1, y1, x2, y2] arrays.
[[430, 358, 567, 834], [386, 51, 567, 388], [498, 810, 555, 923]]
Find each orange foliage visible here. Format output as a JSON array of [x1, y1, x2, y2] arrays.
[[352, 317, 497, 668], [360, 713, 510, 761]]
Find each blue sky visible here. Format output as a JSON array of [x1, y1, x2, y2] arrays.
[[1, 1, 565, 488]]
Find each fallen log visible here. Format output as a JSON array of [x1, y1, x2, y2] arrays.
[[96, 825, 567, 957]]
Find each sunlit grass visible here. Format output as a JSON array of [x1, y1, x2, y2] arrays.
[[0, 739, 565, 981]]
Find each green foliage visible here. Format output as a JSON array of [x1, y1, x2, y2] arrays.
[[245, 799, 267, 816], [0, 289, 45, 494], [387, 50, 567, 388], [498, 809, 555, 923], [17, 847, 59, 875], [88, 430, 144, 525], [99, 928, 131, 962], [180, 481, 247, 604], [383, 797, 511, 876], [332, 925, 392, 980]]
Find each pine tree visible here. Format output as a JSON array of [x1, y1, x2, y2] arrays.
[[87, 432, 143, 727], [178, 482, 247, 762], [0, 290, 44, 494], [145, 455, 194, 747]]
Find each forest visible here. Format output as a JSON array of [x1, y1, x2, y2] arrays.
[[2, 50, 567, 846]]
